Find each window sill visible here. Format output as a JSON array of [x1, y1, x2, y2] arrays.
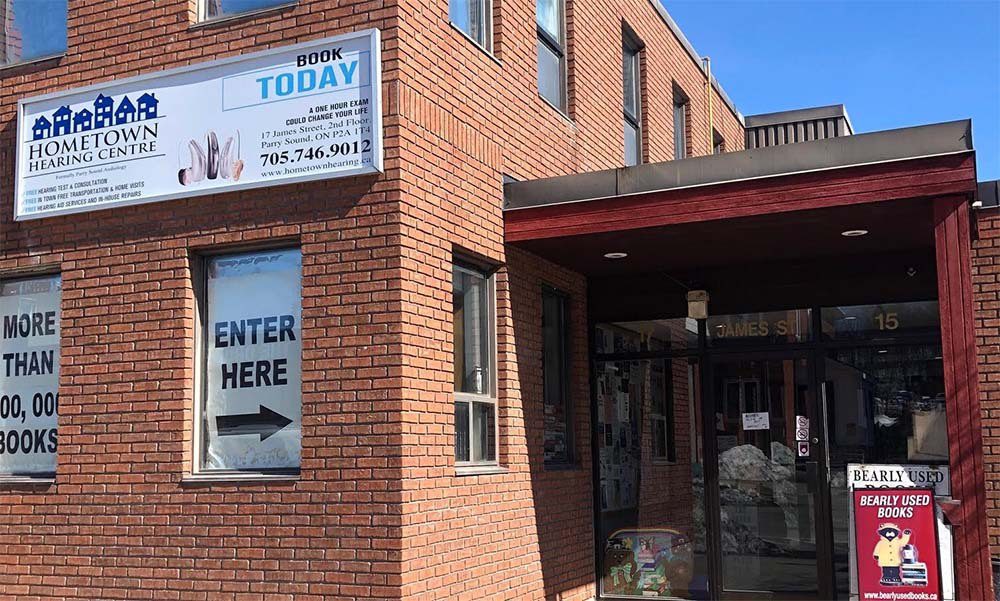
[[0, 476, 55, 486], [652, 459, 677, 466], [448, 22, 502, 66], [456, 464, 507, 477], [539, 94, 574, 126], [181, 472, 300, 485], [0, 53, 64, 75], [190, 1, 297, 29]]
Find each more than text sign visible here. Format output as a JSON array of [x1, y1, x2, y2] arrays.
[[0, 276, 60, 476]]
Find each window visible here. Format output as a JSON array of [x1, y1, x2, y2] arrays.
[[542, 287, 571, 465], [201, 0, 292, 21], [650, 359, 676, 462], [449, 0, 492, 50], [453, 262, 497, 466], [196, 248, 302, 474], [713, 129, 725, 155], [0, 274, 61, 479], [536, 0, 567, 112], [673, 90, 689, 160], [0, 0, 67, 66], [622, 36, 642, 167]]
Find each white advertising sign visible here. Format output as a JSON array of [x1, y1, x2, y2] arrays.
[[847, 464, 955, 601], [16, 29, 382, 220], [741, 411, 770, 431], [203, 250, 301, 471], [0, 276, 60, 476], [848, 463, 950, 496]]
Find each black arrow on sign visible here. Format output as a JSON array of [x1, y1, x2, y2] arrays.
[[216, 405, 293, 441]]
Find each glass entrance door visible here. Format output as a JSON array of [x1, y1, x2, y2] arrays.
[[711, 355, 825, 600]]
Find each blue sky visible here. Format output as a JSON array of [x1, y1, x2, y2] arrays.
[[664, 0, 1000, 181]]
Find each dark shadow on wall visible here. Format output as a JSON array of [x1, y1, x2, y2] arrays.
[[507, 246, 598, 601]]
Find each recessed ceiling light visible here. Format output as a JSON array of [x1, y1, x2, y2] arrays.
[[603, 252, 628, 259], [841, 229, 869, 237], [877, 349, 889, 354]]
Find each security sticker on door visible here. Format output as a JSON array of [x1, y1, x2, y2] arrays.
[[797, 441, 810, 457]]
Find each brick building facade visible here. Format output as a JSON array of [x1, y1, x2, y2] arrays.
[[0, 1, 994, 600], [972, 209, 1000, 563]]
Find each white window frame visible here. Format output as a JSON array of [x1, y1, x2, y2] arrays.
[[189, 247, 302, 482], [536, 0, 568, 114], [449, 0, 493, 52], [198, 0, 296, 23], [453, 262, 500, 473]]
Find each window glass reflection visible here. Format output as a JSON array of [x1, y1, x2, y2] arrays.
[[206, 0, 290, 18], [595, 319, 698, 355], [597, 355, 708, 599], [713, 357, 818, 597], [453, 266, 491, 395], [535, 0, 560, 40], [537, 39, 563, 108], [2, 0, 67, 64], [822, 301, 939, 341], [826, 344, 946, 598], [707, 309, 812, 347]]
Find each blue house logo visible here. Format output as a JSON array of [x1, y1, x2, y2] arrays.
[[31, 115, 52, 140], [31, 92, 160, 141]]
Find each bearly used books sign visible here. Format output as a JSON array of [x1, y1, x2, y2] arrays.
[[14, 29, 382, 220]]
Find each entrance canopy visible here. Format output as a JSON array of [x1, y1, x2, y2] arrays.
[[503, 119, 994, 600], [504, 120, 977, 319]]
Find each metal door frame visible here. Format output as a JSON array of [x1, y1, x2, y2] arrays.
[[704, 343, 835, 601], [589, 306, 942, 601]]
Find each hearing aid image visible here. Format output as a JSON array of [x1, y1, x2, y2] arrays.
[[178, 130, 242, 186], [178, 139, 206, 185]]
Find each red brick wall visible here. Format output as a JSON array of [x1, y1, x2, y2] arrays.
[[972, 207, 1000, 558], [391, 0, 743, 599], [0, 0, 744, 599], [0, 1, 407, 599]]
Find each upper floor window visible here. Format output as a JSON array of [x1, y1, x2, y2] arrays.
[[0, 0, 67, 66], [673, 89, 689, 160], [713, 129, 725, 155], [202, 0, 293, 21], [536, 0, 567, 113], [622, 35, 642, 167], [454, 261, 498, 467], [450, 0, 492, 51]]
